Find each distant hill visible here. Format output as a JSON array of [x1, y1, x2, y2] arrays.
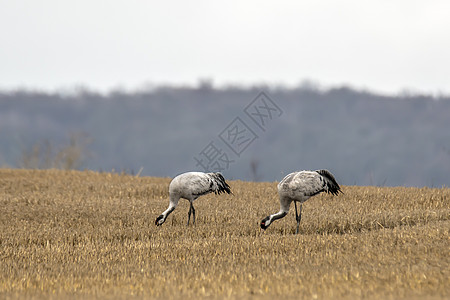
[[1, 85, 449, 187]]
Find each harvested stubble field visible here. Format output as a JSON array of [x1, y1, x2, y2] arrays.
[[0, 169, 449, 300]]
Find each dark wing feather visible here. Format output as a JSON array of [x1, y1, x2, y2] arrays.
[[208, 172, 232, 195], [315, 169, 342, 196]]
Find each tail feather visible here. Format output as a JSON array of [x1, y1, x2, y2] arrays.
[[208, 172, 232, 195], [316, 169, 342, 196]]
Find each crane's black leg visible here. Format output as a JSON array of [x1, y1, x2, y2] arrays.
[[191, 203, 196, 225], [187, 202, 196, 226], [187, 203, 192, 226], [297, 203, 303, 234], [294, 202, 302, 234]]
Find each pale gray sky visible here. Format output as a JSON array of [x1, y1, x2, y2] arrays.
[[1, 0, 449, 95]]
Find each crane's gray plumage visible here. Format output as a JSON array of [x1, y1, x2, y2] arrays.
[[261, 169, 342, 234], [155, 172, 231, 226]]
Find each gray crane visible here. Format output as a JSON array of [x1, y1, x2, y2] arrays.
[[155, 172, 231, 226], [261, 169, 342, 234]]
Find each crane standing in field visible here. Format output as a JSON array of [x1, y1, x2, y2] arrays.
[[155, 172, 232, 226], [260, 169, 342, 234]]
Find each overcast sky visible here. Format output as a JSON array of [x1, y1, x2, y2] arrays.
[[1, 0, 449, 95]]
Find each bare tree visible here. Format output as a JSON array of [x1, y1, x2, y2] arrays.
[[19, 132, 91, 170], [249, 158, 262, 182]]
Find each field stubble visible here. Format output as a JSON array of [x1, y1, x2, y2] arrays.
[[0, 169, 449, 299]]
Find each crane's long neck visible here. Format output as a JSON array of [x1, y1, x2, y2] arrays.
[[161, 206, 175, 220], [160, 195, 179, 221], [270, 210, 288, 222], [262, 198, 291, 229], [261, 210, 288, 230], [272, 196, 291, 221]]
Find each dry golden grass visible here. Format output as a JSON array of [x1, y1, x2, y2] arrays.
[[0, 169, 449, 299]]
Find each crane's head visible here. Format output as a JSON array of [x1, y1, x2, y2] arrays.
[[260, 216, 271, 230], [155, 215, 165, 226]]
